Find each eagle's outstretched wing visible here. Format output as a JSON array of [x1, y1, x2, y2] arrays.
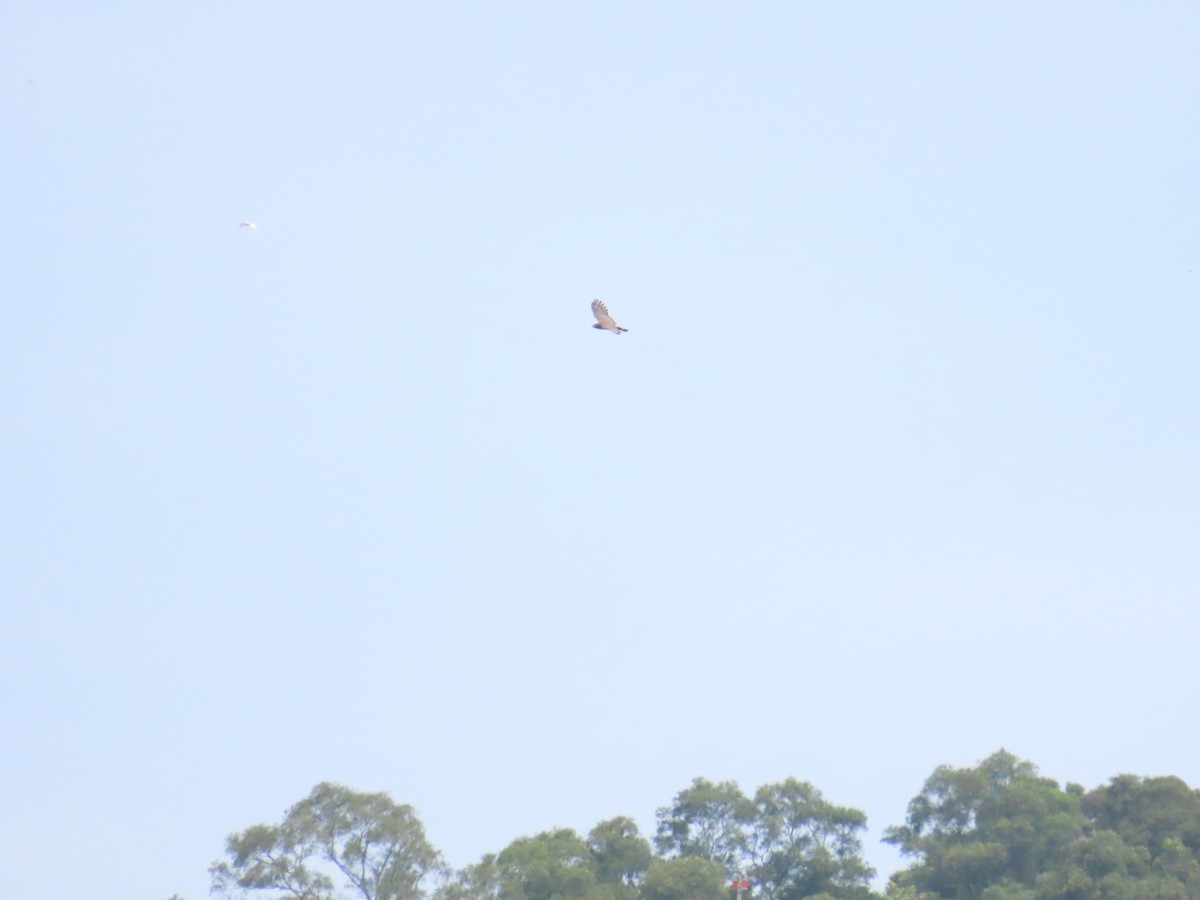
[[591, 299, 628, 334]]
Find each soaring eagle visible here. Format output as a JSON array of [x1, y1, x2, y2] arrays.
[[591, 299, 628, 334]]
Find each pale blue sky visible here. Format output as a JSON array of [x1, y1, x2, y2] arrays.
[[2, 3, 1198, 899]]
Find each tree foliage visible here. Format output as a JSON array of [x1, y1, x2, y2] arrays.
[[211, 782, 443, 900], [885, 752, 1200, 900], [493, 828, 598, 900], [743, 778, 876, 900], [639, 857, 728, 900], [654, 778, 752, 866], [209, 758, 1200, 900], [589, 817, 653, 886], [650, 776, 876, 898], [1081, 775, 1200, 859], [436, 824, 648, 900]]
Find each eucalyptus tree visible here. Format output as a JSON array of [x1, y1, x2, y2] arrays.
[[743, 778, 875, 900], [655, 776, 876, 899], [210, 782, 443, 900], [654, 778, 752, 867]]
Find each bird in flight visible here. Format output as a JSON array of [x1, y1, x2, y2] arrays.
[[591, 299, 628, 334], [239, 221, 257, 229]]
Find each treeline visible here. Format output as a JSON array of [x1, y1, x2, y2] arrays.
[[206, 750, 1200, 900]]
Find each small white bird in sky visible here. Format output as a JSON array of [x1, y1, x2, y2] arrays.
[[591, 299, 628, 334], [239, 221, 257, 229]]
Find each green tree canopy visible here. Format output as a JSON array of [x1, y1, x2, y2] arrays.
[[638, 858, 728, 900], [886, 752, 1200, 900], [654, 776, 875, 899], [1031, 775, 1200, 899], [210, 782, 443, 900], [1081, 775, 1200, 859], [494, 829, 598, 900], [883, 750, 1083, 899], [220, 761, 1200, 900], [744, 778, 876, 900], [438, 828, 604, 900], [654, 778, 752, 866], [588, 817, 653, 886]]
